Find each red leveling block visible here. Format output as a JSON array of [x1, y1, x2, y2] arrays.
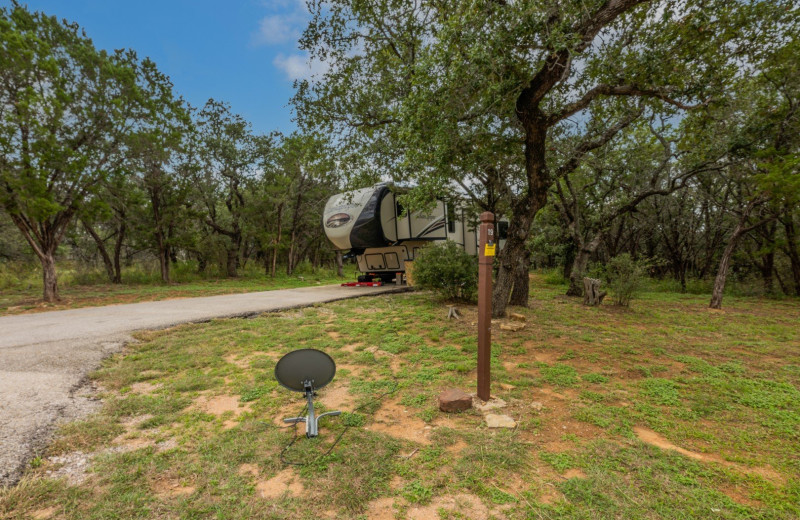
[[340, 281, 383, 287]]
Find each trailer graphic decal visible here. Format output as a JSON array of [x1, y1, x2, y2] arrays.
[[325, 213, 352, 228], [417, 217, 446, 238]]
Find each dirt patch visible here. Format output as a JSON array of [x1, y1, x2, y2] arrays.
[[537, 482, 564, 505], [407, 493, 489, 520], [319, 383, 355, 410], [365, 497, 397, 519], [537, 387, 578, 400], [130, 382, 161, 394], [238, 463, 260, 477], [119, 414, 153, 430], [340, 342, 363, 353], [224, 353, 249, 369], [522, 343, 562, 364], [368, 399, 431, 445], [31, 507, 57, 519], [193, 394, 253, 429], [634, 427, 784, 484], [563, 468, 586, 479], [194, 394, 252, 416], [256, 468, 304, 499], [112, 434, 154, 450], [336, 363, 366, 378], [446, 439, 468, 455], [327, 330, 341, 340], [224, 352, 271, 369], [717, 484, 764, 508], [153, 478, 195, 497]]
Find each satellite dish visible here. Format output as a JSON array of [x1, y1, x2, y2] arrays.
[[274, 348, 336, 393], [275, 349, 340, 438]]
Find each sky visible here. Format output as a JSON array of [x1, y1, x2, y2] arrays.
[[11, 0, 318, 135]]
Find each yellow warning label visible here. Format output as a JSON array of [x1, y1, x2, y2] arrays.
[[484, 243, 496, 257]]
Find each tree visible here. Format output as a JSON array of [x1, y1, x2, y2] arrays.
[[127, 57, 192, 283], [78, 172, 138, 284], [0, 5, 140, 300], [295, 0, 790, 316], [707, 36, 800, 309], [193, 100, 270, 277]]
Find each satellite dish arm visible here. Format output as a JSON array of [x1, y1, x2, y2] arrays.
[[283, 380, 341, 438]]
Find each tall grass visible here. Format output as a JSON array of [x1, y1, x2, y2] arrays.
[[534, 267, 793, 299], [0, 259, 349, 292]]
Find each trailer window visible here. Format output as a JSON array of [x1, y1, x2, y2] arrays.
[[498, 221, 509, 240], [396, 201, 405, 218], [446, 204, 456, 233], [365, 254, 386, 270]]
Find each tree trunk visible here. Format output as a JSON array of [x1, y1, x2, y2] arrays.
[[566, 234, 602, 296], [678, 261, 687, 293], [196, 251, 208, 273], [583, 277, 606, 306], [562, 242, 575, 281], [270, 203, 284, 278], [42, 251, 59, 302], [336, 250, 344, 277], [112, 221, 125, 284], [287, 230, 297, 276], [782, 220, 800, 295], [152, 195, 170, 283], [7, 210, 72, 301], [709, 235, 738, 309], [760, 249, 775, 295], [226, 248, 238, 277], [492, 112, 550, 318], [158, 243, 170, 283], [492, 212, 535, 317], [710, 212, 754, 309], [509, 248, 531, 306], [81, 219, 115, 283]]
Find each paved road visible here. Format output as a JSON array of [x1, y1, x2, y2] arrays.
[[0, 284, 407, 486]]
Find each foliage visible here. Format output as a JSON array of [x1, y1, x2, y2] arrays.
[[294, 0, 797, 314], [0, 5, 142, 300], [602, 254, 649, 307], [412, 240, 478, 301]]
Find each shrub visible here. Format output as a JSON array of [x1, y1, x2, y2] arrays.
[[412, 240, 478, 301], [603, 254, 647, 306]]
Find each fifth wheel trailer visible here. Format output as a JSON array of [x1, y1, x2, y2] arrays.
[[322, 183, 506, 282]]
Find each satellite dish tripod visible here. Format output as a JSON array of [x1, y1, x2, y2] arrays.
[[282, 380, 341, 438]]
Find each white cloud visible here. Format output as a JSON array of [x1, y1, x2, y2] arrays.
[[273, 52, 329, 82], [252, 14, 304, 45]]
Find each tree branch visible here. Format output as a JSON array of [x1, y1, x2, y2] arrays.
[[548, 84, 709, 125]]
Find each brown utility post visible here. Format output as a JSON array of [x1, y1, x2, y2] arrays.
[[477, 211, 495, 401]]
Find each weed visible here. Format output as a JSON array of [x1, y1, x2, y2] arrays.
[[402, 480, 433, 504], [541, 363, 579, 387]]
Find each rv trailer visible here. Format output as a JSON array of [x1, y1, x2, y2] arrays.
[[323, 183, 505, 282]]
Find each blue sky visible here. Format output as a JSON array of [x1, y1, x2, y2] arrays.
[[12, 0, 318, 135]]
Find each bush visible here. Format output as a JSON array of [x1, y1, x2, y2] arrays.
[[412, 240, 478, 301], [603, 254, 647, 306]]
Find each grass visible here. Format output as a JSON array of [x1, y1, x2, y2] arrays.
[[1, 275, 799, 519], [0, 262, 356, 315]]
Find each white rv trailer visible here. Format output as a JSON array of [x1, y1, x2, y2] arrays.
[[323, 183, 506, 282]]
